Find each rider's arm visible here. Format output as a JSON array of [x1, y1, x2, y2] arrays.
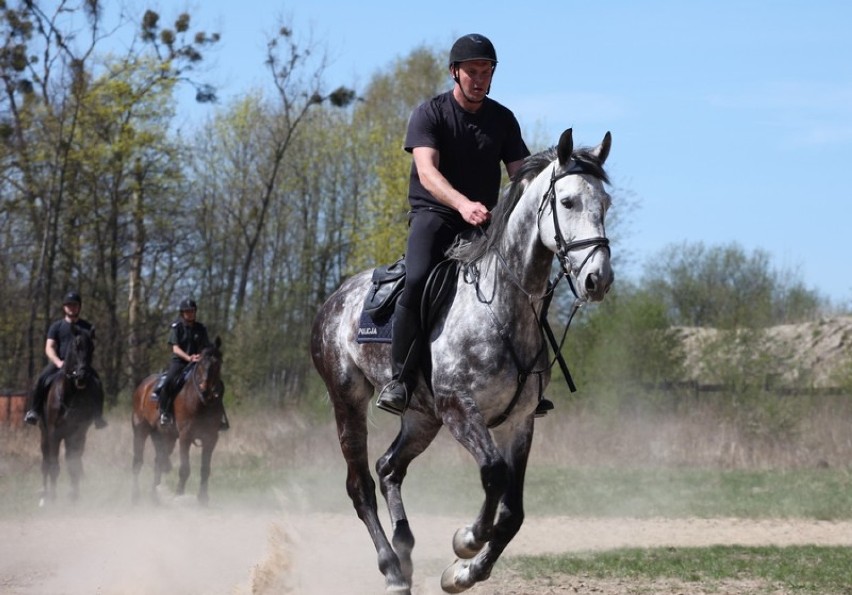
[[45, 338, 63, 368], [412, 146, 490, 226], [172, 344, 198, 363]]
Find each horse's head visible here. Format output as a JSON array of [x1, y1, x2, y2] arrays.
[[195, 336, 223, 399], [535, 128, 614, 302], [64, 326, 95, 390]]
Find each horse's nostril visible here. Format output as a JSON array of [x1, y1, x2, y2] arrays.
[[585, 274, 597, 292]]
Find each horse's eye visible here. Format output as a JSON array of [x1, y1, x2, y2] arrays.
[[561, 198, 575, 209]]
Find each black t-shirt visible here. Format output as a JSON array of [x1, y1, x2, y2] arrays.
[[404, 91, 529, 216], [46, 318, 94, 361], [167, 320, 210, 362]]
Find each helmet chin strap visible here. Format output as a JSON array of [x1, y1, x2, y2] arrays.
[[452, 65, 492, 103]]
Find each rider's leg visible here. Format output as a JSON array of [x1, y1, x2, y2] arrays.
[[376, 210, 456, 415], [24, 364, 57, 425], [157, 362, 183, 425], [376, 302, 423, 415]]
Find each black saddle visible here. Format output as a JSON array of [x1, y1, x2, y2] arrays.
[[361, 257, 459, 330]]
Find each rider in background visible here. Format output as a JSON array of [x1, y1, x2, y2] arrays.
[[24, 291, 108, 428], [152, 298, 228, 430], [376, 33, 539, 415]]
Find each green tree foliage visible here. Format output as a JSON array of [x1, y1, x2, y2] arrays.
[[0, 2, 218, 393], [642, 241, 823, 329], [347, 46, 448, 270], [562, 282, 686, 413]]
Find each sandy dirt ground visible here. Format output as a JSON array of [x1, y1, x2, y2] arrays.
[[3, 502, 852, 595]]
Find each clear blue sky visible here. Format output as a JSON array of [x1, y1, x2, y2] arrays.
[[125, 1, 852, 305]]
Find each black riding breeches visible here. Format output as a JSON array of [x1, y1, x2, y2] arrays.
[[399, 209, 468, 311]]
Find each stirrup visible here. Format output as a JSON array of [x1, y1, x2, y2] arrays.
[[24, 410, 40, 426], [159, 412, 173, 426], [376, 381, 408, 416], [534, 398, 555, 417]]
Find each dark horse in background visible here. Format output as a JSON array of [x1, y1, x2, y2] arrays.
[[311, 129, 614, 593], [131, 337, 225, 505], [39, 325, 99, 505]]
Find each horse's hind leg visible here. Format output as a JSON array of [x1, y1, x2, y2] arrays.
[[375, 412, 442, 583], [331, 397, 410, 594], [150, 432, 174, 501]]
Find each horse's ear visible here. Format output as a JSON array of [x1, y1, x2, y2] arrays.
[[557, 128, 574, 166], [592, 131, 612, 165]]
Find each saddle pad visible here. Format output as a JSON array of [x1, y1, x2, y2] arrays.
[[356, 310, 393, 344]]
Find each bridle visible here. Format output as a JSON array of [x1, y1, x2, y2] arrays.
[[189, 353, 222, 405], [537, 163, 610, 300], [63, 334, 93, 389]]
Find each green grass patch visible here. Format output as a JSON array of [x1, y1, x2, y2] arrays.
[[505, 545, 852, 594], [522, 467, 852, 519]]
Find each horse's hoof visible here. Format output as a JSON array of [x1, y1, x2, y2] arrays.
[[452, 526, 484, 559], [440, 559, 473, 593]]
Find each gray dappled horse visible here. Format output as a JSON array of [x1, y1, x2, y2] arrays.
[[39, 325, 99, 505], [311, 129, 613, 593]]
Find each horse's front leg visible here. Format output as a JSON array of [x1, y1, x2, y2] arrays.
[[375, 411, 442, 585], [176, 432, 192, 496], [441, 418, 534, 593], [40, 428, 60, 506], [64, 429, 88, 502], [434, 400, 513, 593], [197, 434, 218, 505], [131, 418, 151, 504]]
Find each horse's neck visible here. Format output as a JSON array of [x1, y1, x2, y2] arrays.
[[492, 182, 554, 302]]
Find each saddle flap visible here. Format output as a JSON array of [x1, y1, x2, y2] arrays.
[[363, 258, 406, 320]]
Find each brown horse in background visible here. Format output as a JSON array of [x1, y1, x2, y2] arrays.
[[131, 337, 225, 505], [39, 325, 100, 505]]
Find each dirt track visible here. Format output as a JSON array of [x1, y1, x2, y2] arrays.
[[3, 505, 852, 595]]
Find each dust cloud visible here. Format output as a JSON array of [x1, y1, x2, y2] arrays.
[[4, 399, 852, 594]]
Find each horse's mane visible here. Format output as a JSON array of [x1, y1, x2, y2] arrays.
[[448, 145, 609, 265]]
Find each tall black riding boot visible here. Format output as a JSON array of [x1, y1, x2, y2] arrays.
[[376, 303, 422, 415], [24, 382, 45, 426]]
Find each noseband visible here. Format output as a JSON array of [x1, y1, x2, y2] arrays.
[[538, 164, 610, 300]]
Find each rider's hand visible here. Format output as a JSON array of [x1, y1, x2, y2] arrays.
[[459, 200, 491, 226]]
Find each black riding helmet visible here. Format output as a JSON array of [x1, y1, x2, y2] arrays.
[[179, 298, 197, 312], [448, 33, 497, 66], [63, 291, 82, 305], [449, 34, 498, 102]]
